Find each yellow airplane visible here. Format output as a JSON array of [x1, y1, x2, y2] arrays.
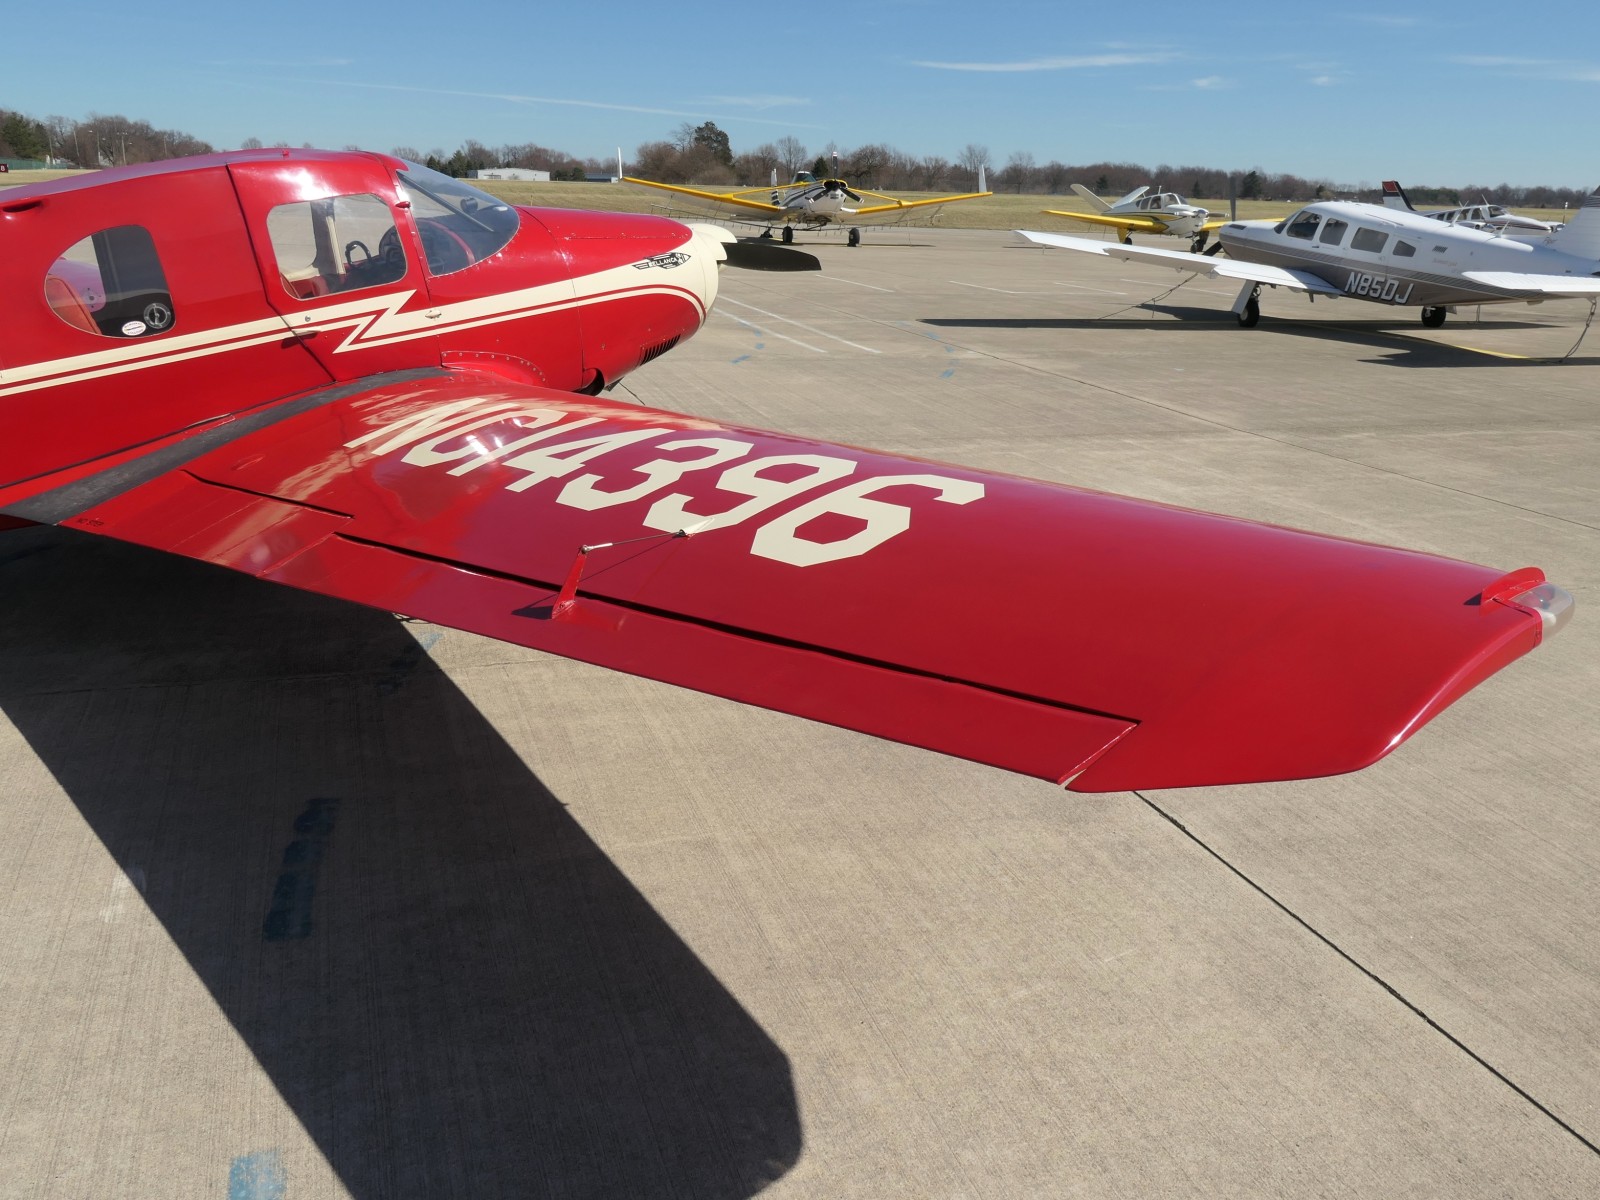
[[624, 164, 990, 246], [1047, 184, 1231, 253]]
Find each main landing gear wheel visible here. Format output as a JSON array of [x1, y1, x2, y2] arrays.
[[759, 228, 774, 240], [847, 226, 861, 247], [1121, 233, 1133, 245], [781, 226, 794, 244], [1237, 295, 1261, 328], [1421, 306, 1447, 328]]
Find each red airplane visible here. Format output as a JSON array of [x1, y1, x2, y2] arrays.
[[0, 148, 1573, 790]]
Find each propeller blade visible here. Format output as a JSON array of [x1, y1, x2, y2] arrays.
[[724, 240, 822, 272]]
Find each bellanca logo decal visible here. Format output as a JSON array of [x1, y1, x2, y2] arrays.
[[634, 252, 691, 270]]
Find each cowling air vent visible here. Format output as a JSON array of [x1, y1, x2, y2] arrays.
[[639, 335, 680, 367]]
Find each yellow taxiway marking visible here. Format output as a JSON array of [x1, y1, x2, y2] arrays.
[[1297, 320, 1539, 360]]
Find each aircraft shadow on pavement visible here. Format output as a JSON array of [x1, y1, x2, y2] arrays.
[[0, 528, 800, 1199], [924, 313, 1600, 365], [1263, 318, 1600, 366]]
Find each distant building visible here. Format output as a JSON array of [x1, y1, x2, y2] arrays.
[[470, 168, 550, 182]]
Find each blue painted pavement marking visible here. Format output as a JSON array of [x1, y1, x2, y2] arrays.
[[262, 798, 340, 942], [228, 1150, 286, 1200], [377, 629, 441, 694]]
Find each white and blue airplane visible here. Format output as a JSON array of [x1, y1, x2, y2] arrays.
[[1020, 184, 1600, 329]]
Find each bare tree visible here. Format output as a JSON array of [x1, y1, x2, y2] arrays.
[[842, 143, 892, 187], [915, 155, 951, 190], [1001, 150, 1035, 193], [733, 142, 782, 186], [774, 136, 806, 179], [957, 143, 992, 183]]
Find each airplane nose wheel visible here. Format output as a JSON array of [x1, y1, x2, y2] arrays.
[[782, 226, 794, 244], [1420, 306, 1447, 328], [847, 227, 861, 247]]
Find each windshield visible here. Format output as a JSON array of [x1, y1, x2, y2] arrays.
[[397, 163, 520, 275]]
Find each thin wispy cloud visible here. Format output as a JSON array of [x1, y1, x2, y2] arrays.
[[208, 58, 354, 68], [1343, 13, 1423, 27], [1142, 74, 1234, 93], [700, 94, 809, 109], [1451, 55, 1600, 81], [911, 52, 1175, 72], [292, 79, 826, 128], [1293, 59, 1347, 86]]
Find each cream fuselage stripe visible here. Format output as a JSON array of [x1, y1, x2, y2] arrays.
[[0, 258, 705, 399]]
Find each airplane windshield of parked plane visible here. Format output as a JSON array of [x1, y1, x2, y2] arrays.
[[396, 162, 520, 274]]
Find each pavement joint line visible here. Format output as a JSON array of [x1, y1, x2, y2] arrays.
[[1048, 281, 1130, 295], [717, 312, 828, 355], [732, 271, 1599, 534], [819, 276, 894, 293], [949, 281, 1064, 296], [944, 349, 1600, 537], [1133, 789, 1600, 1161], [718, 297, 882, 354]]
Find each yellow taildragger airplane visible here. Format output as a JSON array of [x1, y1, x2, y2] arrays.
[[1047, 184, 1232, 253], [624, 164, 990, 246]]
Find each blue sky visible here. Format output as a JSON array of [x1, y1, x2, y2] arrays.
[[8, 1, 1600, 187]]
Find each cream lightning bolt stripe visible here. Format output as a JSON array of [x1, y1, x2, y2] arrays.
[[0, 249, 711, 400]]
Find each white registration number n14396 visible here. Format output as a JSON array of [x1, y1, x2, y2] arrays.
[[347, 397, 985, 568]]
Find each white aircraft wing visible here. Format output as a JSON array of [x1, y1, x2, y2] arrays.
[[1462, 271, 1600, 297], [1016, 230, 1344, 296]]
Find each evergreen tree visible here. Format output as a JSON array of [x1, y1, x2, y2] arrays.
[[692, 121, 733, 168]]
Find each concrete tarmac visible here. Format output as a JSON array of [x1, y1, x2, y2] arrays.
[[2, 228, 1597, 1198]]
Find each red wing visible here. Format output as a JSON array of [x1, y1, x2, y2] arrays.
[[9, 369, 1561, 791]]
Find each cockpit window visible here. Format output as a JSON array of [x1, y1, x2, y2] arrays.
[[1351, 227, 1389, 252], [1319, 217, 1349, 246], [267, 193, 407, 299], [1285, 211, 1321, 240], [46, 226, 175, 337], [397, 162, 519, 277]]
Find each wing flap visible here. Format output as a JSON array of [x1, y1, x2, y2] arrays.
[[38, 372, 1557, 791], [1461, 271, 1600, 296]]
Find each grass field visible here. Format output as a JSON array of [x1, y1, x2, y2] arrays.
[[3, 168, 1574, 228]]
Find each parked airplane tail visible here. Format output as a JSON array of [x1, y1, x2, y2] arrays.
[[1545, 186, 1600, 260], [1381, 180, 1415, 211], [1070, 183, 1112, 212]]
